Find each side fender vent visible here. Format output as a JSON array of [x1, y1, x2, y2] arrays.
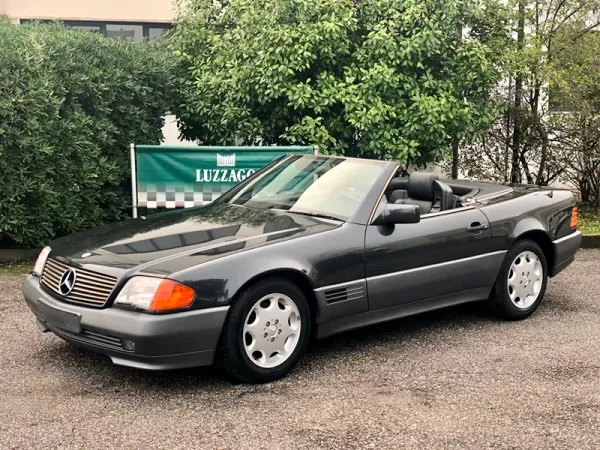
[[315, 280, 368, 322], [324, 284, 365, 304]]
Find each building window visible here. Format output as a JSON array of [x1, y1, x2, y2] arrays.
[[69, 25, 102, 33], [148, 27, 168, 41], [106, 23, 144, 42], [20, 19, 170, 41]]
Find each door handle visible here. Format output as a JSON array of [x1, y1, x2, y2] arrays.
[[466, 222, 489, 232]]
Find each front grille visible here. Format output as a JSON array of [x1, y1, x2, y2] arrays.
[[41, 258, 117, 307]]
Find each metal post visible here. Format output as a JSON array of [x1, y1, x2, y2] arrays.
[[313, 145, 318, 155], [130, 143, 138, 219]]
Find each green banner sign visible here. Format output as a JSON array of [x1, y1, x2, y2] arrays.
[[134, 145, 315, 209]]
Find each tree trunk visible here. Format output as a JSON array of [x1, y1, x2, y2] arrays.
[[451, 138, 459, 179], [580, 178, 590, 203], [504, 78, 512, 182], [511, 0, 526, 184], [534, 116, 550, 185], [451, 21, 462, 181]]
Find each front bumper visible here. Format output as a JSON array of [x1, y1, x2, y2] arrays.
[[551, 230, 582, 277], [22, 275, 229, 370]]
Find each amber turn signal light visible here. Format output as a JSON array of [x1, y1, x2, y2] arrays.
[[570, 207, 578, 229], [149, 279, 195, 312]]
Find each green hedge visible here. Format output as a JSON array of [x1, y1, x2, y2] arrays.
[[0, 20, 174, 247]]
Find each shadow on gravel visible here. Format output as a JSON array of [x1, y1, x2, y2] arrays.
[[37, 300, 498, 391], [41, 342, 229, 393], [309, 300, 495, 353]]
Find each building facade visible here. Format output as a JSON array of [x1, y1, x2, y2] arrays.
[[1, 0, 174, 34], [0, 0, 190, 144], [0, 0, 174, 42]]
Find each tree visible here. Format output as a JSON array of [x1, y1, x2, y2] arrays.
[[548, 29, 600, 203], [464, 0, 600, 186], [171, 0, 507, 167], [0, 20, 174, 247]]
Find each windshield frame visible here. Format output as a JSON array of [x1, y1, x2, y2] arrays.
[[215, 155, 397, 225]]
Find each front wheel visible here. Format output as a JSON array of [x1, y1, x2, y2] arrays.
[[489, 239, 548, 320], [217, 277, 311, 383]]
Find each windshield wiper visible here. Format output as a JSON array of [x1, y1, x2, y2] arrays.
[[286, 210, 344, 222]]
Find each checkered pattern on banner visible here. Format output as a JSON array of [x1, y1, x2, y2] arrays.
[[137, 183, 227, 209]]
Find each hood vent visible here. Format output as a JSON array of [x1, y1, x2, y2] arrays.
[[324, 284, 365, 304]]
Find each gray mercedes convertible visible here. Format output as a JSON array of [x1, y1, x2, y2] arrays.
[[23, 154, 581, 383]]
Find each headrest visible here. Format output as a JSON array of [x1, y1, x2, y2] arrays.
[[386, 177, 407, 191], [407, 172, 439, 200]]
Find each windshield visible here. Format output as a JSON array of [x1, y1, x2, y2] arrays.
[[220, 155, 387, 220]]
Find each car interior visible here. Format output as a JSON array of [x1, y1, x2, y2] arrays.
[[383, 171, 480, 214]]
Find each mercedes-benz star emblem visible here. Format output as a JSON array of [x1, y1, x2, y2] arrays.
[[58, 269, 77, 296]]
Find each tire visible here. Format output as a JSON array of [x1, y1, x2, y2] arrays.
[[489, 239, 548, 320], [217, 277, 311, 383]]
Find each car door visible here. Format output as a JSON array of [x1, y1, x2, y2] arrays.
[[365, 206, 496, 311]]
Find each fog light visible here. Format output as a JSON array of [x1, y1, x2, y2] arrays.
[[122, 340, 135, 351]]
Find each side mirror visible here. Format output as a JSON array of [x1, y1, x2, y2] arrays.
[[373, 203, 420, 225]]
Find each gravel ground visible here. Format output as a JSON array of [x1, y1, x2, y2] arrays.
[[1, 251, 599, 450]]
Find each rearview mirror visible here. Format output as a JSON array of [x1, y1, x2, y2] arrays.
[[373, 203, 420, 225]]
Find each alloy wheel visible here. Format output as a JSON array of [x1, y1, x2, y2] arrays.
[[507, 251, 543, 309], [242, 293, 302, 369]]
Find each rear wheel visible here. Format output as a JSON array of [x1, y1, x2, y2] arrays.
[[217, 277, 311, 383], [489, 239, 548, 320]]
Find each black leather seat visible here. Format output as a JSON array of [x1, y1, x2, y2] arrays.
[[389, 189, 408, 203], [395, 172, 439, 214]]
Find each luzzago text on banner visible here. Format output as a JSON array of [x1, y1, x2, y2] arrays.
[[134, 146, 315, 209]]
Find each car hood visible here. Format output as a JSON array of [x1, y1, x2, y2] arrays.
[[48, 203, 340, 277]]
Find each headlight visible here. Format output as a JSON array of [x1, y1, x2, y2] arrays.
[[114, 276, 195, 312], [33, 246, 51, 275]]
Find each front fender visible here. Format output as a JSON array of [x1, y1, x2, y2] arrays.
[[172, 254, 313, 307], [169, 223, 366, 309], [227, 257, 313, 305]]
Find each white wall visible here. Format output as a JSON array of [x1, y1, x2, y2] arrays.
[[1, 0, 174, 22], [161, 114, 197, 146]]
